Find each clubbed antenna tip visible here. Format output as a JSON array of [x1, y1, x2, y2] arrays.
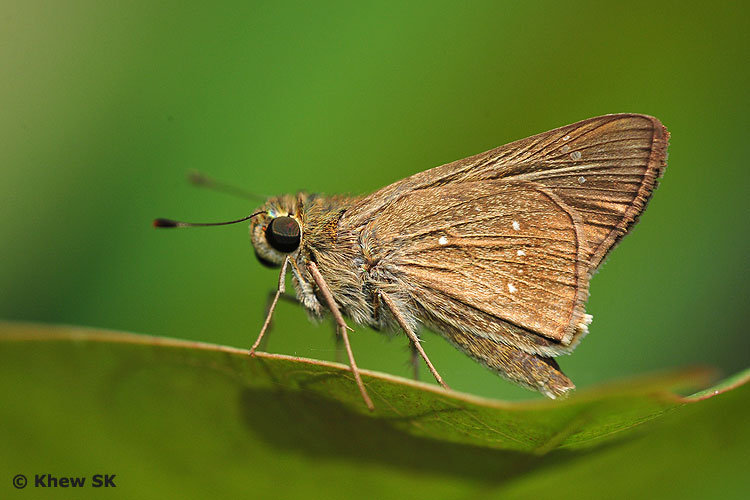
[[153, 218, 181, 228]]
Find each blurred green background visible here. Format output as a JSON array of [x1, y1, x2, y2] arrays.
[[1, 0, 748, 403]]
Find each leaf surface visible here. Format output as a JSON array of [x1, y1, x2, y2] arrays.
[[1, 322, 747, 499]]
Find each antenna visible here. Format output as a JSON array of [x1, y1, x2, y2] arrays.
[[187, 170, 266, 202], [153, 211, 265, 229]]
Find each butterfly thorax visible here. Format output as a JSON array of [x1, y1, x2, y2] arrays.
[[291, 193, 390, 327]]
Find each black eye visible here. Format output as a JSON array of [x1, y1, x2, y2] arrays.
[[265, 216, 301, 253]]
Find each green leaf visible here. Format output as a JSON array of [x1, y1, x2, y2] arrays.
[[1, 322, 747, 499]]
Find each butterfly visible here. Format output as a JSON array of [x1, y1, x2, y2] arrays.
[[156, 114, 669, 410]]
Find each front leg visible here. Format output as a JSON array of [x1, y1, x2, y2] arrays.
[[306, 261, 374, 411], [249, 255, 290, 355], [254, 289, 299, 352]]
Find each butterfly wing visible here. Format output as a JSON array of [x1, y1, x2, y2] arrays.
[[357, 179, 589, 354], [339, 114, 667, 355], [342, 114, 668, 271]]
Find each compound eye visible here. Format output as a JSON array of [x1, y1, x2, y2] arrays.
[[265, 216, 301, 253]]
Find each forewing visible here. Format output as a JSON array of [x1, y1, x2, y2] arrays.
[[342, 114, 668, 270], [361, 180, 588, 344]]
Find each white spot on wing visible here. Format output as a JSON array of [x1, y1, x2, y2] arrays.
[[512, 220, 520, 231], [508, 283, 517, 293], [563, 135, 570, 141], [561, 145, 570, 153], [517, 249, 526, 256], [438, 236, 448, 245], [570, 151, 582, 160], [578, 176, 586, 184]]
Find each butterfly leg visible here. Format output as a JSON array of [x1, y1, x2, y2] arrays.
[[332, 323, 345, 363], [250, 255, 290, 356], [307, 261, 374, 411], [380, 292, 450, 390], [409, 343, 420, 381], [255, 289, 298, 352]]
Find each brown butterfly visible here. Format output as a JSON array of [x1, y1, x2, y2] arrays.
[[155, 113, 669, 410]]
